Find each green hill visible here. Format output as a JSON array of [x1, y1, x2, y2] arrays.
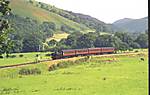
[[112, 17, 148, 33], [9, 0, 114, 33], [3, 0, 115, 53], [9, 0, 89, 31]]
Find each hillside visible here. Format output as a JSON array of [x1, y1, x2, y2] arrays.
[[1, 0, 115, 53], [9, 0, 90, 31], [66, 12, 113, 32], [112, 17, 148, 33], [9, 0, 114, 33]]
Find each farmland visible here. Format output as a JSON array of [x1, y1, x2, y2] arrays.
[[0, 50, 148, 95], [0, 52, 51, 66], [0, 0, 148, 95]]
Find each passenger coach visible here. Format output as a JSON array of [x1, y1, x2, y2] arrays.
[[51, 47, 115, 60]]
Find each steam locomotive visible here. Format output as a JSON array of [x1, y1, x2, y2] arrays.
[[51, 47, 115, 60]]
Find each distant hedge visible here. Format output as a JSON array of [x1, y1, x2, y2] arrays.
[[19, 68, 41, 75]]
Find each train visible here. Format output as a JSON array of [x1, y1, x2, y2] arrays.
[[51, 47, 115, 60]]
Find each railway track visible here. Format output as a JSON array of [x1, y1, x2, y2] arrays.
[[0, 52, 145, 69], [0, 59, 52, 69], [0, 56, 84, 69]]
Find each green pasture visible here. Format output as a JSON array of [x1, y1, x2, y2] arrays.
[[0, 52, 51, 66], [0, 51, 148, 95]]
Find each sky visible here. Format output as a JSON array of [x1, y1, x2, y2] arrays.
[[35, 0, 148, 23]]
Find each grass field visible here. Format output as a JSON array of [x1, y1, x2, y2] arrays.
[[0, 50, 148, 95], [0, 52, 51, 66]]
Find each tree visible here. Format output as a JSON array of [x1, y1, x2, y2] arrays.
[[135, 33, 148, 48], [12, 40, 23, 53], [22, 34, 43, 52], [107, 35, 124, 50], [60, 25, 70, 32], [0, 0, 11, 16], [65, 34, 79, 48], [0, 0, 11, 55], [129, 42, 140, 49], [1, 38, 14, 57], [94, 35, 112, 47], [48, 39, 57, 46], [114, 32, 134, 45], [76, 32, 97, 48], [60, 24, 76, 33], [39, 22, 56, 38], [119, 42, 129, 52]]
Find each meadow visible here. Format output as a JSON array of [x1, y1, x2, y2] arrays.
[[0, 50, 148, 95], [0, 52, 51, 66], [46, 32, 70, 42]]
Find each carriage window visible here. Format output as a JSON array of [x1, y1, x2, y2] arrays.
[[63, 51, 75, 54], [77, 50, 88, 52]]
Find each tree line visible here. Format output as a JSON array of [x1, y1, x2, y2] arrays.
[[49, 31, 148, 52]]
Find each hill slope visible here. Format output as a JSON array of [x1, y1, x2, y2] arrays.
[[112, 17, 148, 32], [9, 0, 89, 31], [10, 0, 113, 33]]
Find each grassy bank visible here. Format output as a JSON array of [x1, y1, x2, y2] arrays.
[[0, 52, 51, 66]]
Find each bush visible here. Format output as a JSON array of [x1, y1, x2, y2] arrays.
[[48, 64, 57, 71], [19, 68, 41, 75], [6, 55, 17, 58], [19, 54, 24, 57], [36, 54, 39, 57], [10, 55, 17, 58], [32, 68, 41, 74], [6, 55, 9, 58], [135, 50, 139, 52], [0, 55, 3, 59], [48, 57, 89, 72], [128, 48, 133, 51]]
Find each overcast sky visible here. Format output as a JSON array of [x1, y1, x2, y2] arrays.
[[35, 0, 148, 23]]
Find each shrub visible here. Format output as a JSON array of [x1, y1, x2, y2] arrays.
[[10, 55, 17, 58], [5, 55, 17, 58], [19, 54, 24, 57], [6, 55, 9, 58], [135, 50, 139, 52], [19, 68, 41, 75], [48, 57, 89, 72], [128, 48, 133, 51], [48, 64, 56, 71], [32, 68, 41, 74], [36, 54, 39, 57], [0, 55, 3, 58]]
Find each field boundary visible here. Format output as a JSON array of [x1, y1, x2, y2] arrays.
[[0, 59, 51, 69]]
